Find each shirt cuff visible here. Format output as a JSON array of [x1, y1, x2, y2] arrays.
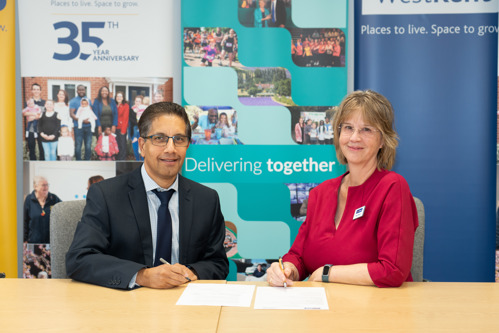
[[128, 272, 141, 289]]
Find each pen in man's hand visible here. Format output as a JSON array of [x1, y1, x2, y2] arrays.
[[159, 258, 191, 282], [278, 256, 287, 288]]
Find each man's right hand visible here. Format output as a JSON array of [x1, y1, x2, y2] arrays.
[[136, 263, 196, 289]]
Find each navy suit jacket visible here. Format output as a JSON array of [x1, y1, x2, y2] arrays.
[[66, 167, 229, 289]]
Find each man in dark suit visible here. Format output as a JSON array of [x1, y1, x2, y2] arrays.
[[66, 102, 229, 289], [270, 0, 286, 28]]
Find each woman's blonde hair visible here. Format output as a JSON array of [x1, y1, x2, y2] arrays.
[[332, 90, 399, 170]]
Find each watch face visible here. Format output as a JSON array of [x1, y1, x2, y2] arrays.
[[323, 265, 330, 276]]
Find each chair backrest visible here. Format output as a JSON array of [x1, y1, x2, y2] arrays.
[[50, 200, 86, 279], [411, 197, 425, 282]]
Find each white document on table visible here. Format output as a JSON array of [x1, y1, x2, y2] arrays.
[[176, 283, 255, 307], [254, 287, 329, 310]]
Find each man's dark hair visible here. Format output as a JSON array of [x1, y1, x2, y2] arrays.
[[138, 102, 191, 139], [31, 83, 41, 90], [88, 175, 104, 185]]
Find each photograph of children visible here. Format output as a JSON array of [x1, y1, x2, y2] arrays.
[[185, 105, 243, 145], [22, 161, 116, 278], [286, 182, 320, 221], [289, 106, 337, 145], [232, 258, 272, 281], [183, 27, 241, 68], [238, 0, 294, 28], [236, 67, 293, 106], [21, 77, 172, 161], [289, 28, 346, 67], [225, 221, 238, 258]]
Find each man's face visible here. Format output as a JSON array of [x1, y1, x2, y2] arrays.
[[31, 85, 41, 99], [77, 86, 86, 97], [208, 110, 218, 124], [139, 115, 189, 188]]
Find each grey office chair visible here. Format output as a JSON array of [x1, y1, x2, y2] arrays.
[[411, 197, 425, 282], [50, 200, 86, 278]]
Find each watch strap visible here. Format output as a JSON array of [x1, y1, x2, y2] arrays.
[[322, 264, 333, 282]]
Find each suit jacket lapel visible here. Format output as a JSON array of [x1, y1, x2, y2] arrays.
[[127, 167, 154, 266], [178, 174, 193, 263]]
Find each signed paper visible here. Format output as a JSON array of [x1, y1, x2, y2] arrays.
[[176, 283, 255, 307], [253, 287, 329, 310]]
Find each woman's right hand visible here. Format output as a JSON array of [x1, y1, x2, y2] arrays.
[[266, 261, 295, 287]]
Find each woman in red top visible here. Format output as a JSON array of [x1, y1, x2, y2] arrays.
[[115, 91, 129, 160], [267, 90, 418, 288]]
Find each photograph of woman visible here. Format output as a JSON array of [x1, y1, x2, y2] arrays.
[[54, 89, 72, 136], [267, 90, 419, 288], [294, 117, 304, 144], [254, 0, 270, 27], [92, 86, 118, 137], [115, 91, 129, 160], [23, 176, 62, 244]]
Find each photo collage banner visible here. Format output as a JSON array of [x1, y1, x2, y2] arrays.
[[18, 0, 176, 278], [181, 0, 348, 280]]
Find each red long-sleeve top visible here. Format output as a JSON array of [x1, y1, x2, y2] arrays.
[[283, 169, 418, 287], [116, 103, 129, 135]]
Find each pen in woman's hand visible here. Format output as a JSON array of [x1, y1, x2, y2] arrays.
[[278, 257, 287, 288]]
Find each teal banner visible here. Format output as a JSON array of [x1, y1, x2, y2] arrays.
[[182, 0, 348, 281]]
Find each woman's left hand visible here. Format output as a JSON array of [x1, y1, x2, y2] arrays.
[[309, 266, 326, 282]]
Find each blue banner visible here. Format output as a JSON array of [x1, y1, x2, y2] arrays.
[[355, 0, 498, 282]]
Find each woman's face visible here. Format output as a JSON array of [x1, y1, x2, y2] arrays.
[[116, 93, 123, 104], [57, 90, 65, 102], [259, 0, 265, 8], [339, 109, 382, 169], [100, 87, 109, 98], [220, 114, 227, 124], [34, 179, 49, 197]]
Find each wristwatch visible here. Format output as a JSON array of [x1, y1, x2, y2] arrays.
[[322, 264, 333, 282]]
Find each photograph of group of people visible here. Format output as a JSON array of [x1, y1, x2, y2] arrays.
[[290, 106, 337, 145], [21, 77, 171, 161], [238, 0, 292, 28], [286, 182, 320, 222], [289, 28, 346, 67], [23, 244, 51, 279], [183, 27, 240, 68], [237, 67, 293, 106], [185, 105, 242, 145]]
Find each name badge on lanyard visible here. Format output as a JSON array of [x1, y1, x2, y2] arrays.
[[353, 206, 365, 220]]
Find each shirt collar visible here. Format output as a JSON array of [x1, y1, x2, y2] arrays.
[[141, 164, 178, 192]]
